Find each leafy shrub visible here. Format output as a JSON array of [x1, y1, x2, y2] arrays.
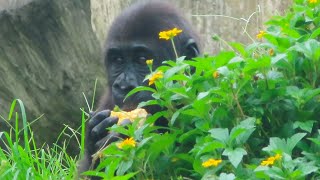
[[89, 0, 320, 179]]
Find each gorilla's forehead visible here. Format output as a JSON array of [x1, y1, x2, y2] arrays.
[[106, 39, 167, 56], [106, 1, 184, 41], [108, 18, 174, 42]]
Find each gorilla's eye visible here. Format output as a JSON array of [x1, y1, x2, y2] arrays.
[[137, 56, 147, 64], [114, 57, 124, 63]]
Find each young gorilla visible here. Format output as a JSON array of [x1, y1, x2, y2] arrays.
[[79, 0, 201, 176]]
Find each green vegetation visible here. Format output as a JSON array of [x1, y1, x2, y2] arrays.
[[88, 0, 320, 179], [0, 99, 79, 179], [0, 0, 319, 179]]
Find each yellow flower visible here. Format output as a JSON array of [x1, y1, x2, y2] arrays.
[[148, 71, 163, 85], [202, 158, 222, 168], [309, 0, 317, 3], [260, 153, 282, 166], [159, 28, 183, 40], [274, 153, 282, 160], [213, 71, 219, 79], [146, 59, 153, 65], [256, 30, 266, 39], [268, 48, 274, 56], [116, 137, 136, 149]]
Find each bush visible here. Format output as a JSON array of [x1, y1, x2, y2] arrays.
[[88, 0, 320, 179]]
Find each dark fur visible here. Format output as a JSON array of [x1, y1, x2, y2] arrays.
[[78, 1, 201, 179]]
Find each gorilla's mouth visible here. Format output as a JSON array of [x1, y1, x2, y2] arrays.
[[112, 91, 152, 111]]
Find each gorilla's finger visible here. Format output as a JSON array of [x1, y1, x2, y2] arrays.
[[88, 110, 111, 128], [89, 111, 95, 118], [91, 117, 118, 139], [119, 119, 131, 126], [94, 132, 121, 151]]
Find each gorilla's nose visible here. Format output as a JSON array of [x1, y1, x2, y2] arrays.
[[120, 84, 135, 92], [114, 81, 137, 96], [113, 72, 139, 95]]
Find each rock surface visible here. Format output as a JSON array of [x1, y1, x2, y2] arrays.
[[0, 0, 106, 155]]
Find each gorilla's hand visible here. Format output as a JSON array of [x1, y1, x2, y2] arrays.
[[86, 110, 130, 155]]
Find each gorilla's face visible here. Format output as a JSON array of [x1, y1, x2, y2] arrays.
[[103, 1, 200, 112], [105, 40, 158, 111]]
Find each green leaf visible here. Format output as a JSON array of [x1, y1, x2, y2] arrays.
[[104, 158, 121, 178], [267, 70, 283, 80], [243, 56, 271, 73], [219, 173, 236, 180], [234, 118, 256, 145], [82, 171, 108, 179], [8, 99, 17, 120], [116, 159, 133, 176], [308, 137, 320, 145], [170, 110, 180, 125], [310, 27, 320, 39], [165, 64, 188, 78], [293, 120, 315, 133], [193, 140, 225, 157], [290, 39, 320, 62], [137, 100, 159, 108], [262, 137, 287, 153], [176, 56, 186, 63], [209, 128, 229, 145], [178, 129, 200, 143], [229, 56, 244, 64], [217, 66, 230, 76], [215, 52, 236, 67], [299, 162, 318, 177], [264, 34, 278, 46], [169, 87, 189, 99], [276, 37, 291, 50], [212, 34, 220, 41], [287, 133, 307, 154], [111, 172, 139, 180], [271, 53, 287, 65], [229, 128, 246, 144], [263, 133, 306, 155], [167, 74, 189, 82], [222, 148, 247, 168], [148, 133, 176, 161], [197, 91, 210, 100], [266, 166, 285, 179], [229, 42, 246, 57], [137, 137, 152, 149], [125, 86, 156, 100]]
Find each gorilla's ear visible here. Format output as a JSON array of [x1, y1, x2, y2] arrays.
[[184, 39, 200, 60]]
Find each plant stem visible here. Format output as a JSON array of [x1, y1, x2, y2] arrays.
[[262, 69, 269, 90], [171, 39, 178, 59], [231, 85, 245, 119]]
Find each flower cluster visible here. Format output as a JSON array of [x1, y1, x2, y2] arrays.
[[116, 137, 136, 149], [260, 153, 282, 166], [148, 71, 163, 85], [256, 30, 266, 39], [202, 158, 222, 168], [159, 28, 183, 40], [309, 0, 317, 3]]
